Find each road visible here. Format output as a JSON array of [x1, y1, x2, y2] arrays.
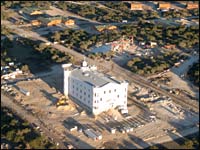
[[171, 54, 199, 76], [1, 92, 68, 149], [49, 6, 101, 24], [1, 73, 51, 86], [1, 20, 199, 113]]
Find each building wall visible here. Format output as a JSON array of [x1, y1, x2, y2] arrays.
[[186, 3, 199, 9], [92, 82, 128, 115], [158, 3, 171, 9], [31, 20, 41, 26], [131, 3, 143, 10], [95, 26, 105, 32], [107, 25, 117, 30], [30, 10, 43, 15], [47, 19, 62, 26], [63, 69, 71, 96], [68, 76, 94, 109], [65, 19, 75, 25]]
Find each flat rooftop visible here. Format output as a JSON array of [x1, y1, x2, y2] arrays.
[[70, 68, 122, 87]]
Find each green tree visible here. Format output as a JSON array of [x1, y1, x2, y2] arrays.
[[183, 140, 194, 149], [178, 41, 186, 48], [149, 145, 159, 149], [21, 65, 29, 72], [52, 31, 61, 42]]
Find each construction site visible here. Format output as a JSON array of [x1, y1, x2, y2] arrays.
[[1, 60, 199, 148], [91, 35, 136, 54]]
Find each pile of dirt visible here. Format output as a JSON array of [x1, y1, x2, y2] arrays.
[[106, 108, 123, 120]]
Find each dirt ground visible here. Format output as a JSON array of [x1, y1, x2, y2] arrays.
[[8, 40, 52, 73], [4, 61, 198, 149]]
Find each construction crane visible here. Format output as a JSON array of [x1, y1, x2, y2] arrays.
[[56, 96, 68, 107]]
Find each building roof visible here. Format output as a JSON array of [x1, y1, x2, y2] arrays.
[[38, 16, 62, 24], [22, 7, 42, 14], [63, 17, 73, 21], [70, 68, 122, 87], [95, 25, 116, 30]]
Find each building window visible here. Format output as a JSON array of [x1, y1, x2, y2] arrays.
[[100, 98, 102, 101], [125, 88, 126, 92], [124, 95, 126, 98], [80, 90, 82, 93], [76, 87, 78, 90], [94, 106, 98, 109], [117, 95, 119, 98], [88, 94, 90, 98], [88, 100, 90, 104], [84, 92, 86, 95], [73, 85, 74, 88], [83, 98, 85, 101], [109, 90, 111, 93], [94, 100, 96, 103], [94, 93, 96, 97], [104, 91, 106, 94], [80, 96, 82, 99], [114, 89, 116, 92]]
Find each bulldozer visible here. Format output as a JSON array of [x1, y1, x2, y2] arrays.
[[56, 96, 68, 107]]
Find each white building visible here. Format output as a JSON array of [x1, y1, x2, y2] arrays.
[[62, 59, 128, 115]]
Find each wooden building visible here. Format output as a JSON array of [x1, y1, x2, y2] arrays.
[[21, 7, 43, 16], [95, 25, 117, 32], [131, 3, 143, 10], [31, 20, 41, 26], [38, 16, 62, 26], [158, 3, 171, 10], [64, 19, 75, 26], [186, 3, 199, 9]]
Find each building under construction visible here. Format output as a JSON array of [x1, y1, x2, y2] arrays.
[[110, 36, 134, 53]]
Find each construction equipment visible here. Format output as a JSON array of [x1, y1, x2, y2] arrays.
[[56, 96, 68, 107]]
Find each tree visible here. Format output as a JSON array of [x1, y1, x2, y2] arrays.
[[183, 140, 194, 149], [137, 70, 144, 75], [52, 32, 61, 42], [21, 65, 29, 73], [178, 41, 186, 48], [149, 145, 159, 149], [37, 43, 47, 51]]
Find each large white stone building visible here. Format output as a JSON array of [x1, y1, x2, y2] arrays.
[[62, 59, 128, 115]]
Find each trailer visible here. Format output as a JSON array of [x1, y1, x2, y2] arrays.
[[93, 131, 102, 140], [121, 109, 128, 114], [69, 126, 77, 132], [109, 127, 116, 134], [84, 129, 97, 140], [19, 88, 30, 96]]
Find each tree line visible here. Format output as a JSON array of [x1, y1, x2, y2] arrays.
[[1, 107, 56, 149]]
